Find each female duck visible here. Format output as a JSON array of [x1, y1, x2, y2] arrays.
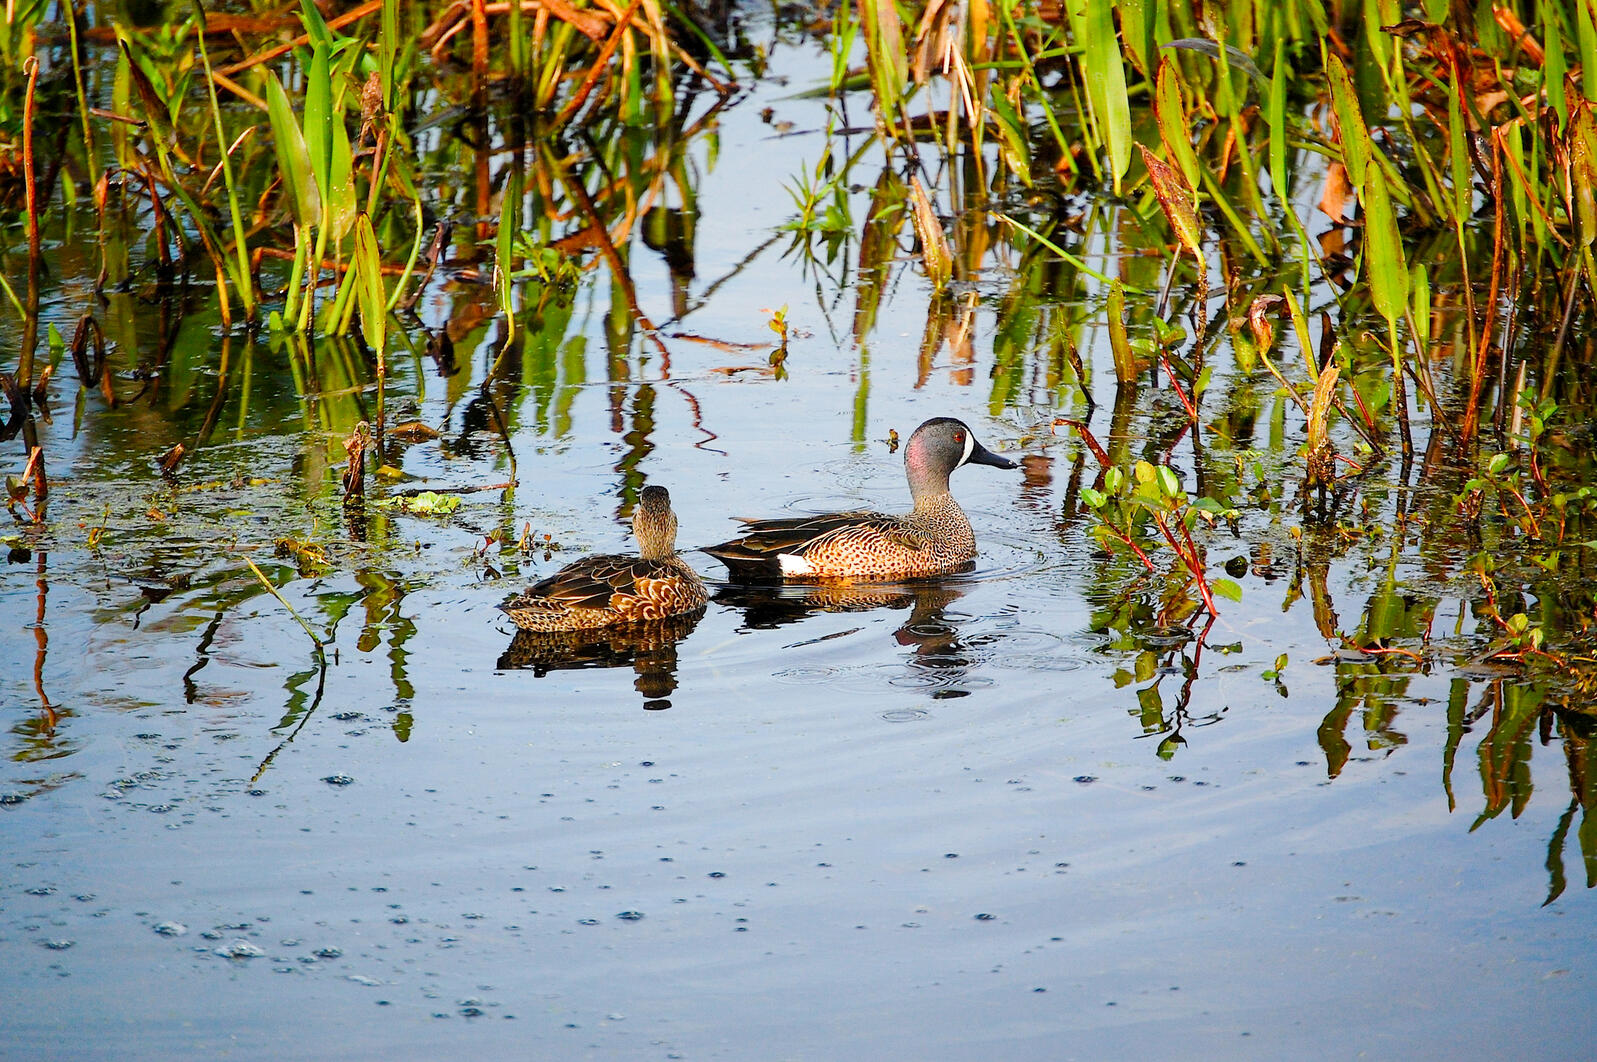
[[500, 485, 707, 631], [702, 417, 1015, 580]]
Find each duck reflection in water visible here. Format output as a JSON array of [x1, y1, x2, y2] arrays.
[[497, 610, 702, 710], [715, 578, 979, 697]]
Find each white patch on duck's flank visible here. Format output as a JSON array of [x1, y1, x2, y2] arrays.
[[777, 553, 815, 576], [958, 429, 975, 467]]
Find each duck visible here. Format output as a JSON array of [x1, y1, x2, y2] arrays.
[[702, 417, 1016, 580], [499, 485, 708, 631]]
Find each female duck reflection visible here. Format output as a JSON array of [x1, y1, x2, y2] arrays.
[[497, 485, 706, 710]]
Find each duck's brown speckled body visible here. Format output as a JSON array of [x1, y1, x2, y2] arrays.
[[702, 417, 1016, 580], [499, 486, 707, 632]]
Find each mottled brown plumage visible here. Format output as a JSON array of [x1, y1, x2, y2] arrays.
[[499, 486, 708, 632], [703, 417, 1016, 580]]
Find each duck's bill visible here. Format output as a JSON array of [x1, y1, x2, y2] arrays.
[[968, 440, 1018, 469]]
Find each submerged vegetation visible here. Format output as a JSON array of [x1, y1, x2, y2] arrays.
[[2, 0, 1596, 893]]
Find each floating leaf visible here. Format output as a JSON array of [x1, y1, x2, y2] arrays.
[[1211, 577, 1243, 603]]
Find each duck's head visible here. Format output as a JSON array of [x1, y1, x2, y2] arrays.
[[633, 484, 679, 559], [904, 417, 1016, 500]]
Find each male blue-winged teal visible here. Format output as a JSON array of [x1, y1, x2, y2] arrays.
[[702, 417, 1016, 580], [499, 485, 708, 631]]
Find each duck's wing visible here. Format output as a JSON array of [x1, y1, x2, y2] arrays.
[[702, 511, 931, 571], [502, 553, 643, 612]]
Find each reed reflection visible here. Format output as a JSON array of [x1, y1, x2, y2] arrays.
[[497, 610, 703, 711]]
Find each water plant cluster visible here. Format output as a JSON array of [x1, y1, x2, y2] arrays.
[[2, 1, 1595, 892]]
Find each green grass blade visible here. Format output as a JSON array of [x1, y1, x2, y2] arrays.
[[353, 213, 386, 353], [1081, 0, 1132, 191], [264, 70, 320, 228]]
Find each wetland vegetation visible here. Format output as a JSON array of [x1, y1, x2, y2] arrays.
[[3, 0, 1596, 1055]]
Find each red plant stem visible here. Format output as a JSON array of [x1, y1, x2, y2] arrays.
[[1155, 512, 1217, 616], [1501, 483, 1541, 537], [1158, 349, 1197, 422], [1050, 418, 1111, 469], [1102, 521, 1158, 574]]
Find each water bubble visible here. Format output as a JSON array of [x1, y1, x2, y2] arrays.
[[153, 922, 188, 937], [214, 940, 264, 959], [974, 913, 997, 921], [1073, 776, 1097, 785], [881, 707, 928, 722], [323, 775, 355, 786], [577, 919, 600, 926], [42, 939, 75, 950], [313, 946, 343, 959], [616, 910, 644, 921], [25, 886, 56, 896], [348, 974, 382, 987]]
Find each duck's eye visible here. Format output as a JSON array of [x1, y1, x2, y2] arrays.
[[954, 433, 964, 443]]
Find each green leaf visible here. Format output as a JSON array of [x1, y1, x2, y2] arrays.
[[353, 213, 386, 353], [264, 70, 320, 227], [1326, 53, 1370, 186], [325, 111, 357, 241], [303, 45, 333, 196], [1154, 57, 1201, 191], [1080, 0, 1133, 190], [1361, 168, 1409, 328], [1268, 39, 1290, 203], [299, 0, 338, 52], [1107, 280, 1139, 384], [1080, 486, 1107, 508], [1211, 577, 1243, 603], [1155, 465, 1182, 499]]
